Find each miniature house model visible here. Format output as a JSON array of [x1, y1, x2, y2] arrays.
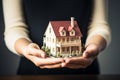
[[42, 17, 83, 57]]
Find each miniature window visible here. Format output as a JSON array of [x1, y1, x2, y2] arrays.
[[67, 47, 69, 51], [67, 37, 69, 42], [57, 47, 60, 52], [71, 37, 75, 41], [62, 38, 65, 42], [62, 47, 65, 52], [76, 36, 79, 40], [58, 38, 61, 42], [47, 37, 49, 42], [70, 29, 75, 36], [53, 39, 54, 43], [76, 46, 79, 50], [53, 48, 55, 52], [60, 30, 66, 36], [49, 27, 51, 33]]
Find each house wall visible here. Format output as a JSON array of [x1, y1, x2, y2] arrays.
[[44, 23, 56, 55]]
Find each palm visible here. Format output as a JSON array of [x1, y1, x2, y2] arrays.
[[62, 44, 99, 69]]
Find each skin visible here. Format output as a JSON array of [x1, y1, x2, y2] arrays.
[[61, 35, 106, 69], [14, 35, 106, 69]]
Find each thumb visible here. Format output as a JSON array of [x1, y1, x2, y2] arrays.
[[27, 43, 46, 58], [83, 44, 99, 58], [32, 48, 46, 58], [83, 50, 92, 58]]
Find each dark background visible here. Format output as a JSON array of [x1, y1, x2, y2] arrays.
[[0, 0, 120, 75]]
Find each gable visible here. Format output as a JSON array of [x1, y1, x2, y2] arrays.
[[59, 27, 66, 36], [44, 22, 55, 37]]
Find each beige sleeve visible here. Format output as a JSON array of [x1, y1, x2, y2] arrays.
[[3, 0, 32, 54], [85, 0, 111, 47]]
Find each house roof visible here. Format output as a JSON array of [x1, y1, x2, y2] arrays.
[[49, 21, 82, 37]]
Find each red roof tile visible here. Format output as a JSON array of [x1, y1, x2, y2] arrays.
[[59, 26, 65, 32], [50, 21, 82, 37]]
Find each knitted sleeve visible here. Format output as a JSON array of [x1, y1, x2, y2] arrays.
[[3, 0, 32, 54], [86, 0, 111, 47]]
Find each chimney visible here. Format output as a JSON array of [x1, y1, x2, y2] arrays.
[[71, 17, 75, 27]]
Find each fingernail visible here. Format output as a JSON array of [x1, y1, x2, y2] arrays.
[[83, 52, 88, 58]]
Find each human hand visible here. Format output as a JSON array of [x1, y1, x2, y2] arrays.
[[23, 43, 64, 69], [61, 44, 99, 69]]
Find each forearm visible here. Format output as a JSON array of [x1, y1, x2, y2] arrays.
[[85, 0, 111, 52], [3, 0, 32, 55]]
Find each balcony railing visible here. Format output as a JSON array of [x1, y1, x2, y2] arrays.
[[56, 41, 81, 47]]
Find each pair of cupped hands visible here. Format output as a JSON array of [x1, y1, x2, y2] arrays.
[[23, 43, 99, 69]]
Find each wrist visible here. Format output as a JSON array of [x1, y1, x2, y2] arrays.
[[85, 35, 107, 52], [85, 43, 100, 53]]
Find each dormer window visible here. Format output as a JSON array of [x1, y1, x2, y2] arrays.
[[70, 29, 75, 36], [59, 26, 66, 36], [60, 29, 66, 36]]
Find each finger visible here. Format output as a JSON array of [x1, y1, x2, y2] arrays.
[[63, 57, 92, 67], [27, 47, 46, 58], [29, 43, 40, 49], [31, 49, 46, 58], [32, 43, 46, 58], [40, 63, 62, 69], [39, 50, 46, 58], [62, 63, 86, 69], [39, 58, 64, 65], [83, 44, 99, 58], [32, 57, 64, 66], [26, 43, 39, 55], [83, 51, 98, 59], [64, 57, 89, 64]]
